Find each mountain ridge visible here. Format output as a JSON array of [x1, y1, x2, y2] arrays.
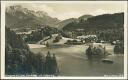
[[63, 12, 124, 31], [56, 15, 93, 29], [6, 5, 60, 29]]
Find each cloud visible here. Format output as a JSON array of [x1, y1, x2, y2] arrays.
[[22, 4, 54, 13], [91, 8, 124, 16], [6, 3, 125, 20], [91, 9, 109, 16]]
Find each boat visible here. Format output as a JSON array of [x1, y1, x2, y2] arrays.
[[102, 59, 113, 64]]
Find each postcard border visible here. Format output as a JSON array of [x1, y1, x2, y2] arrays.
[[1, 1, 128, 79]]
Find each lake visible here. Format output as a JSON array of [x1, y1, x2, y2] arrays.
[[29, 43, 124, 76]]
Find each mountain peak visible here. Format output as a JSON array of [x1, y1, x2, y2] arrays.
[[6, 5, 60, 28]]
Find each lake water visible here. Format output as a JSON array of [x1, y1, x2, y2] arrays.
[[29, 43, 124, 76]]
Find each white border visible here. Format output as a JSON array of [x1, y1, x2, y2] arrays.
[[1, 1, 127, 79]]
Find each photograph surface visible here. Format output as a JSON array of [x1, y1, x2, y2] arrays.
[[1, 1, 127, 79]]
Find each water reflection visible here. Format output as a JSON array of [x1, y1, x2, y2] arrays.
[[87, 55, 103, 67]]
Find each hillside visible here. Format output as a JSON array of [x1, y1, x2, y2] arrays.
[[5, 27, 32, 74], [6, 27, 29, 49], [56, 18, 78, 29], [6, 5, 60, 29], [5, 27, 58, 75], [56, 15, 93, 29], [63, 13, 124, 31]]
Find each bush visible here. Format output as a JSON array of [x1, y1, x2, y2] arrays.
[[53, 35, 62, 43], [114, 44, 124, 54], [86, 45, 106, 57]]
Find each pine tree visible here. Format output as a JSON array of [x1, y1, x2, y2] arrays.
[[46, 42, 49, 48], [45, 51, 52, 74], [86, 45, 93, 55], [51, 54, 57, 74]]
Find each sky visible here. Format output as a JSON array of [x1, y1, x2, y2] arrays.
[[6, 2, 126, 20]]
